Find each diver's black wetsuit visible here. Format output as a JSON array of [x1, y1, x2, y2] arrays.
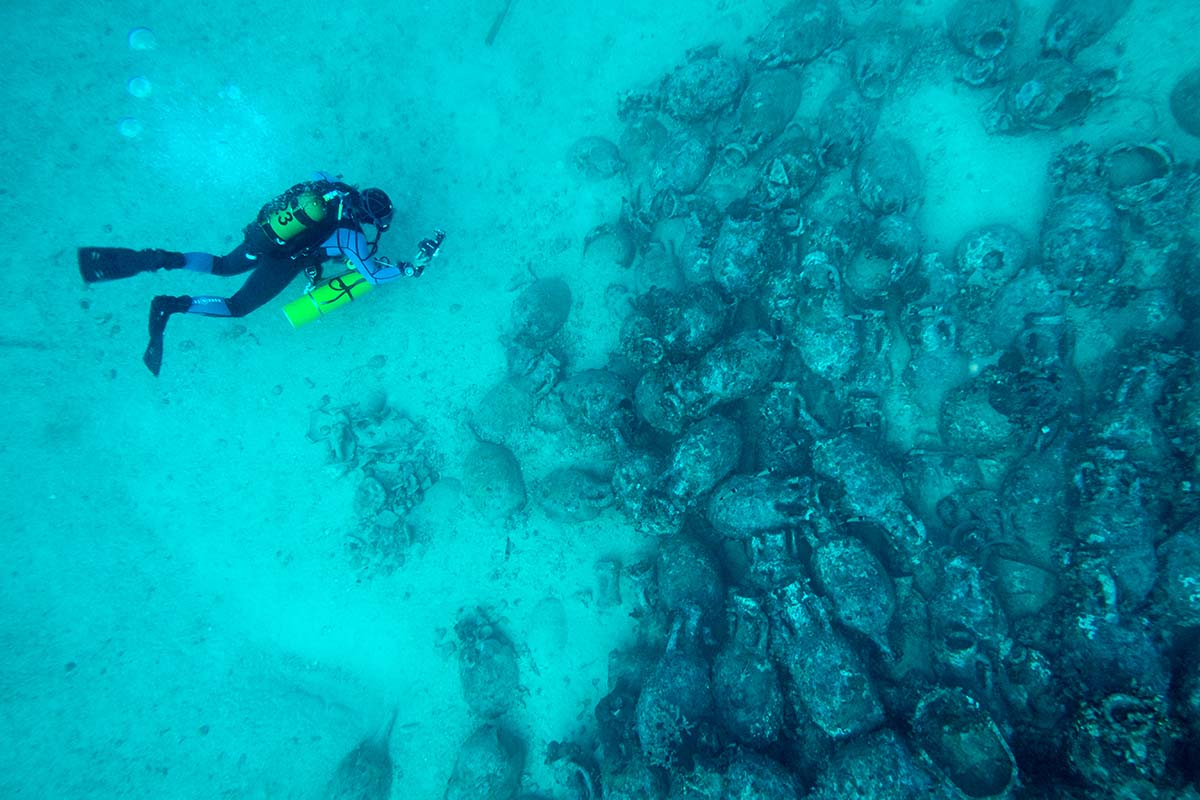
[[171, 213, 404, 319], [133, 217, 405, 373], [178, 227, 320, 319], [77, 174, 421, 375]]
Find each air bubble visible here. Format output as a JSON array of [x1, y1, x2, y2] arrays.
[[127, 77, 152, 98], [118, 118, 144, 138], [127, 28, 156, 51]]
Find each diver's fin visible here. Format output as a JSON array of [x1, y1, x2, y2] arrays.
[[78, 247, 184, 283], [142, 294, 192, 377]]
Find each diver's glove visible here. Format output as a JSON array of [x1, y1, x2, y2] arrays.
[[303, 264, 322, 292]]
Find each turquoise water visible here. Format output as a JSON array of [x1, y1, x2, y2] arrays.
[[1, 0, 1198, 797]]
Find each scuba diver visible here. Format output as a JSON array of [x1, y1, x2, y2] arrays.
[[78, 173, 440, 376]]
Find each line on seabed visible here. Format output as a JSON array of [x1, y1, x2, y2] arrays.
[[485, 0, 517, 46], [0, 337, 51, 351]]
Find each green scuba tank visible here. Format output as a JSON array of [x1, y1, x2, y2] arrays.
[[256, 182, 345, 252], [283, 271, 375, 329]]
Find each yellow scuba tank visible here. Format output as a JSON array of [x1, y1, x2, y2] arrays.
[[256, 182, 343, 250], [283, 270, 375, 328]]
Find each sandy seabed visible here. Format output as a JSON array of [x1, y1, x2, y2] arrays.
[[1, 0, 1198, 797]]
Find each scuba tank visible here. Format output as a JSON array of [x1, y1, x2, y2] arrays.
[[283, 270, 375, 329], [283, 229, 446, 329], [256, 181, 349, 252]]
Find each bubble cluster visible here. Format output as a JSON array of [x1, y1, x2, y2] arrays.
[[121, 27, 155, 138]]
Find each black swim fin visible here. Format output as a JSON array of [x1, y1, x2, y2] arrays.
[[143, 294, 192, 376], [78, 247, 185, 283]]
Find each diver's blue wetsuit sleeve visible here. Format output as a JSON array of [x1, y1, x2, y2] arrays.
[[319, 226, 404, 285]]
